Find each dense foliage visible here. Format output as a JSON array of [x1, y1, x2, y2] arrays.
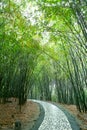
[[0, 0, 87, 112]]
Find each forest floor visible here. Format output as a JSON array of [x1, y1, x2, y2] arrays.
[[0, 98, 40, 130], [0, 99, 87, 130]]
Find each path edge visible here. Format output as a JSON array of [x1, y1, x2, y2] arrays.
[[30, 102, 45, 130], [52, 102, 81, 130]]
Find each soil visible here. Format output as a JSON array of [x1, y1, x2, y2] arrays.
[[0, 98, 40, 130]]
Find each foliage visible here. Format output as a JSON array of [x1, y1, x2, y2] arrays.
[[0, 0, 87, 112]]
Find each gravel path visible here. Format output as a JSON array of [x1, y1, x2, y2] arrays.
[[34, 100, 74, 130]]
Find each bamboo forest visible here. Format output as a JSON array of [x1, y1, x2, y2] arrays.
[[0, 0, 87, 125]]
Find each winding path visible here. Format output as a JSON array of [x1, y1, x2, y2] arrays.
[[34, 100, 80, 130]]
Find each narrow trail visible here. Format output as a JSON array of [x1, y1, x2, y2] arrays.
[[33, 100, 80, 130]]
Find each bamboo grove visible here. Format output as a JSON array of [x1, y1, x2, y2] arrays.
[[0, 0, 87, 112]]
